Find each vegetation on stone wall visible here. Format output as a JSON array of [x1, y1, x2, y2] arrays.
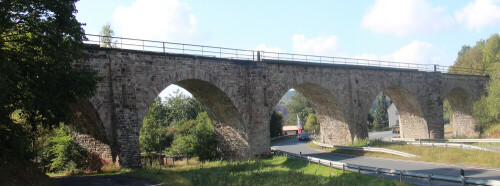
[[451, 34, 500, 135]]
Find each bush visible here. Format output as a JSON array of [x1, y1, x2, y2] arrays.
[[269, 111, 283, 138], [168, 112, 218, 161], [41, 124, 88, 173]]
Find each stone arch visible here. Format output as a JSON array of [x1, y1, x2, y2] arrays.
[[380, 86, 429, 139], [68, 98, 113, 169], [140, 78, 249, 160], [444, 87, 479, 137], [270, 83, 352, 145]]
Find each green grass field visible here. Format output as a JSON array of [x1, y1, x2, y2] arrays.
[[309, 140, 500, 168], [91, 155, 408, 186]]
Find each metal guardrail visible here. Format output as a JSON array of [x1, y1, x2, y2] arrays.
[[271, 147, 500, 185], [84, 34, 485, 76], [312, 141, 419, 158], [392, 138, 500, 143], [396, 141, 493, 151]]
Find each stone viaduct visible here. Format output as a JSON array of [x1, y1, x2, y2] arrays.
[[70, 44, 488, 168]]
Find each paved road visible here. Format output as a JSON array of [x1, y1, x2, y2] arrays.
[[273, 139, 500, 185], [369, 130, 397, 141], [53, 175, 158, 186]]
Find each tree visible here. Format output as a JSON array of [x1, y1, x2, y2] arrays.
[[269, 111, 283, 138], [0, 0, 98, 159], [139, 98, 170, 153], [285, 92, 315, 126], [374, 94, 389, 129], [367, 109, 375, 129], [304, 113, 320, 133], [139, 91, 204, 153], [100, 23, 115, 48], [168, 112, 218, 161], [443, 99, 453, 124], [451, 34, 500, 134]]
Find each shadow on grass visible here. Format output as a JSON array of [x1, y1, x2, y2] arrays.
[[135, 158, 405, 186]]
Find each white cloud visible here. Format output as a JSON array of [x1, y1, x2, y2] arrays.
[[112, 0, 198, 42], [292, 34, 340, 56], [361, 0, 453, 36], [255, 44, 282, 53], [354, 40, 447, 65], [385, 40, 444, 64], [455, 0, 500, 31]]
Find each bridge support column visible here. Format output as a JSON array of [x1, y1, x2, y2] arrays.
[[247, 61, 272, 158], [420, 76, 445, 139]]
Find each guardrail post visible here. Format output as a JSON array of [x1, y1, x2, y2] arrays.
[[428, 174, 432, 186], [308, 157, 311, 165], [342, 164, 345, 173], [461, 175, 466, 186], [318, 160, 320, 166], [257, 51, 261, 61], [399, 171, 403, 182], [162, 42, 165, 54]]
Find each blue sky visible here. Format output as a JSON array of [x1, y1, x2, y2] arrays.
[[76, 0, 500, 98]]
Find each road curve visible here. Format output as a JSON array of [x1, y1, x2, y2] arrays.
[[273, 139, 500, 185]]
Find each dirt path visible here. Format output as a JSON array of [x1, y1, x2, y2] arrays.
[[53, 175, 159, 186]]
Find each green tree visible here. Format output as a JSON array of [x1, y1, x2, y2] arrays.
[[168, 112, 218, 161], [374, 94, 389, 129], [0, 0, 98, 160], [367, 109, 375, 129], [269, 111, 283, 138], [140, 90, 204, 153], [100, 23, 115, 48], [451, 34, 500, 134], [304, 113, 320, 133], [285, 92, 315, 126], [140, 98, 170, 153], [443, 99, 453, 124], [42, 124, 88, 173], [191, 112, 218, 161]]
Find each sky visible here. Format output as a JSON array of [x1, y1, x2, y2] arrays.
[[76, 0, 500, 98]]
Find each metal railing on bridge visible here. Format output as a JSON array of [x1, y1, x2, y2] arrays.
[[85, 34, 485, 76]]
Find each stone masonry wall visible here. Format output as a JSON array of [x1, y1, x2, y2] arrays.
[[75, 46, 488, 168]]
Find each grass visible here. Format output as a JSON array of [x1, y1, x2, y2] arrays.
[[87, 155, 408, 186], [310, 140, 500, 168], [482, 123, 500, 138]]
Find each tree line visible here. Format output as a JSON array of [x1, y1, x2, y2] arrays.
[[451, 34, 500, 135]]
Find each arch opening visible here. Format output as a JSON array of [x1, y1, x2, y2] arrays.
[[383, 86, 429, 139], [444, 88, 479, 137], [68, 98, 114, 170], [140, 79, 249, 162], [271, 83, 351, 145], [366, 92, 399, 141]]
